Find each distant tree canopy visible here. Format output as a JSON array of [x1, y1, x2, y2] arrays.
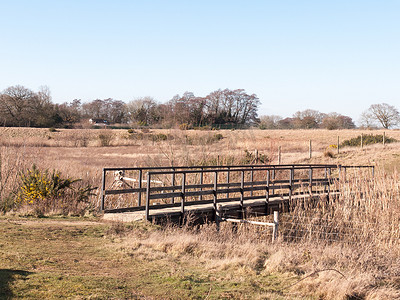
[[0, 86, 260, 128], [1, 85, 398, 130], [360, 103, 400, 129], [0, 85, 60, 127], [259, 110, 355, 130]]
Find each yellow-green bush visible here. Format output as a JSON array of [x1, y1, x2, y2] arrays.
[[15, 165, 96, 215]]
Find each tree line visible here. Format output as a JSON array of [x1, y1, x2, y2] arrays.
[[0, 85, 399, 129], [259, 103, 400, 130], [0, 86, 260, 128]]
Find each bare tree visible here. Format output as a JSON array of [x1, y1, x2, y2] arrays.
[[82, 98, 126, 123], [205, 89, 260, 125], [292, 109, 325, 129], [0, 85, 58, 127], [259, 115, 282, 129], [321, 113, 355, 130], [126, 97, 160, 126], [364, 103, 400, 129]]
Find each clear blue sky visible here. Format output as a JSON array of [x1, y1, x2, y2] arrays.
[[1, 0, 400, 123]]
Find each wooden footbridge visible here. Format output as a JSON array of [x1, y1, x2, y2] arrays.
[[101, 164, 374, 224]]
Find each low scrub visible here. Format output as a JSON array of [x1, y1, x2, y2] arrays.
[[12, 165, 96, 216], [340, 134, 396, 147]]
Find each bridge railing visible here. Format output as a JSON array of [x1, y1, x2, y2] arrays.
[[101, 164, 374, 220]]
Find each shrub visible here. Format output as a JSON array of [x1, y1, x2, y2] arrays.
[[340, 134, 397, 147], [98, 132, 113, 146], [242, 150, 269, 164], [17, 165, 77, 204], [214, 133, 224, 141], [151, 133, 168, 142], [15, 165, 96, 216]]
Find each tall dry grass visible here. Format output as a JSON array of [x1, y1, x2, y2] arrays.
[[2, 127, 400, 297], [112, 170, 400, 299]]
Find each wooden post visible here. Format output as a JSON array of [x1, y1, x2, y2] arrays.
[[361, 133, 363, 149], [266, 169, 270, 215], [289, 168, 293, 201], [255, 149, 259, 164], [240, 170, 244, 216], [138, 169, 143, 206], [309, 167, 313, 193], [309, 140, 312, 159], [250, 167, 254, 197], [199, 167, 204, 201], [337, 136, 340, 154], [278, 146, 282, 165], [101, 169, 106, 211], [272, 211, 279, 242], [145, 172, 151, 221], [171, 168, 175, 204], [181, 172, 186, 220], [213, 171, 218, 219], [383, 131, 386, 146], [226, 167, 230, 199], [216, 204, 222, 231], [327, 168, 331, 200]]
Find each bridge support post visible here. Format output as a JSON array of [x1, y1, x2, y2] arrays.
[[240, 170, 244, 219], [181, 172, 186, 224], [145, 173, 151, 222], [172, 168, 176, 204], [272, 211, 279, 242], [289, 168, 294, 201], [213, 171, 218, 221], [101, 168, 106, 211], [265, 169, 270, 215], [138, 169, 142, 206]]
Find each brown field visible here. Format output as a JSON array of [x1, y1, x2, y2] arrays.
[[1, 127, 400, 299]]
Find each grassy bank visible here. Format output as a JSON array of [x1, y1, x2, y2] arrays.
[[0, 217, 304, 299]]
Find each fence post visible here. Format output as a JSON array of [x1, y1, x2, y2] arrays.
[[101, 168, 106, 211], [266, 169, 270, 215], [272, 211, 279, 242], [250, 166, 254, 197], [226, 167, 230, 199], [213, 171, 218, 220], [337, 136, 340, 154], [240, 170, 244, 218], [138, 169, 143, 206], [383, 131, 386, 146], [289, 168, 293, 201], [199, 167, 204, 201], [171, 167, 176, 204], [254, 149, 259, 164], [145, 172, 151, 222], [309, 167, 313, 193], [309, 140, 312, 159], [278, 146, 282, 165], [361, 133, 363, 149], [181, 172, 186, 222]]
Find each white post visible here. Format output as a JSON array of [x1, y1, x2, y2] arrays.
[[272, 211, 279, 242]]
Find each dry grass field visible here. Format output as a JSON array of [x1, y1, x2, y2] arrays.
[[1, 127, 400, 299]]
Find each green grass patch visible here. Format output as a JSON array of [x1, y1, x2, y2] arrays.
[[0, 218, 301, 299]]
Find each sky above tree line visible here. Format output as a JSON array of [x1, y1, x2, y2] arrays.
[[1, 1, 399, 125]]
